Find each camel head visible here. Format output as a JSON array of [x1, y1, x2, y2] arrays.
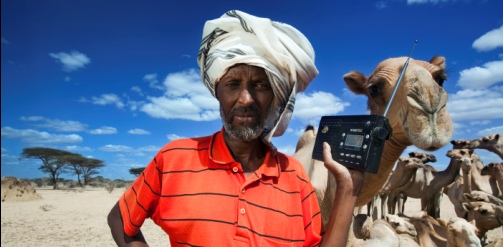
[[462, 201, 503, 236], [397, 157, 425, 170], [471, 133, 502, 151], [294, 125, 316, 152], [481, 162, 503, 177], [446, 217, 480, 247], [446, 148, 474, 172], [451, 139, 472, 149], [385, 214, 418, 237], [463, 191, 490, 203], [344, 56, 453, 151], [408, 151, 437, 163]]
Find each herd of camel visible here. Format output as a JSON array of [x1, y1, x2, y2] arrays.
[[291, 55, 503, 246]]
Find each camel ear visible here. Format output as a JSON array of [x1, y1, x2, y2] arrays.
[[495, 134, 500, 140], [462, 202, 474, 211], [437, 218, 448, 227], [430, 56, 446, 69], [468, 149, 474, 155], [451, 140, 456, 145], [344, 71, 367, 95], [463, 193, 472, 201]]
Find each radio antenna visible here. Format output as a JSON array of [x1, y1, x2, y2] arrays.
[[383, 40, 418, 117]]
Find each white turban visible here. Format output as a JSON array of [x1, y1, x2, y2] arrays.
[[197, 10, 318, 143]]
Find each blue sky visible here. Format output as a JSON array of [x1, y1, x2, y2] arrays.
[[2, 0, 502, 180]]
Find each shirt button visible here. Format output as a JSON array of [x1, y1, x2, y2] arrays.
[[232, 167, 239, 173], [240, 208, 246, 214], [241, 188, 245, 194]]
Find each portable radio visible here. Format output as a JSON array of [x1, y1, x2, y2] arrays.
[[312, 41, 418, 173]]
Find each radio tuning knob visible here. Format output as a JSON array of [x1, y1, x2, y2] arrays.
[[373, 126, 388, 140]]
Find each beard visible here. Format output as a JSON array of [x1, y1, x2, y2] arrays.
[[221, 105, 269, 142]]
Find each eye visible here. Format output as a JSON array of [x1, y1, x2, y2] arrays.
[[433, 71, 447, 87], [368, 84, 380, 97], [254, 81, 271, 91]]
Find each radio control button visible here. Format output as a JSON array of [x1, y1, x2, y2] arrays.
[[351, 155, 355, 158], [363, 144, 368, 150], [356, 155, 362, 159], [340, 153, 345, 156], [342, 133, 346, 137], [345, 154, 350, 157], [365, 134, 370, 139], [340, 142, 344, 146]]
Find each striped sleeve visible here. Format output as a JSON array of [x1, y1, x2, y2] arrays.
[[119, 150, 164, 236]]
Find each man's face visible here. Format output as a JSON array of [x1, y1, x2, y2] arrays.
[[216, 64, 274, 141]]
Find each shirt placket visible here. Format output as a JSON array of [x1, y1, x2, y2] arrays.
[[231, 162, 262, 243]]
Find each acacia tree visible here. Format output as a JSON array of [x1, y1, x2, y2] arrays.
[[20, 147, 80, 189], [80, 158, 105, 185], [129, 167, 145, 177]]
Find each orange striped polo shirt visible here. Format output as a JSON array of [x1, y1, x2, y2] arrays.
[[119, 129, 323, 246]]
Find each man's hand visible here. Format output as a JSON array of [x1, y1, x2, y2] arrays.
[[322, 142, 365, 195]]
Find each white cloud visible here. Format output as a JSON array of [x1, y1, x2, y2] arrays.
[[49, 50, 90, 72], [20, 116, 88, 132], [375, 1, 387, 9], [457, 60, 503, 89], [65, 145, 93, 152], [144, 73, 163, 90], [407, 0, 448, 4], [473, 25, 503, 52], [140, 69, 220, 121], [88, 126, 117, 135], [478, 125, 503, 136], [131, 86, 144, 96], [447, 87, 503, 121], [137, 145, 161, 152], [167, 133, 184, 141], [293, 91, 350, 122], [99, 144, 134, 152], [278, 145, 296, 155], [1, 126, 83, 144], [89, 93, 125, 109], [128, 128, 151, 135]]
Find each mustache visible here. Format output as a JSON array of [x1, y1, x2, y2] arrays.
[[229, 106, 260, 117]]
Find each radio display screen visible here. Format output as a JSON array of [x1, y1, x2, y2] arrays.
[[345, 134, 364, 148]]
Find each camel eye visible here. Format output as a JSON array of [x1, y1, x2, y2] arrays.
[[368, 84, 380, 97], [433, 70, 447, 87]]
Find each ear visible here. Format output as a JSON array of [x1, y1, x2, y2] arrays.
[[344, 71, 367, 95], [463, 193, 472, 201], [437, 218, 448, 227], [462, 202, 474, 212], [451, 140, 456, 145], [495, 134, 500, 140], [430, 56, 446, 69]]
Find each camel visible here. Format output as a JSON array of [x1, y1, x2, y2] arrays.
[[463, 190, 503, 207], [384, 214, 420, 246], [467, 156, 501, 198], [462, 201, 503, 240], [444, 151, 476, 218], [351, 216, 401, 247], [399, 212, 448, 247], [389, 149, 471, 218], [481, 162, 503, 196], [452, 134, 503, 160], [382, 152, 437, 217], [446, 217, 481, 247], [408, 151, 437, 163], [293, 55, 453, 224], [378, 157, 425, 218]]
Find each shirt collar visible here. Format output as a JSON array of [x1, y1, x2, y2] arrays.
[[209, 129, 280, 178]]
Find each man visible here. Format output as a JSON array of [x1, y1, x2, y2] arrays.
[[108, 10, 364, 247]]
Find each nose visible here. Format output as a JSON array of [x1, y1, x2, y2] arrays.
[[237, 87, 254, 106]]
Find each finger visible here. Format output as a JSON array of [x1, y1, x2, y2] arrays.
[[322, 142, 344, 174]]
